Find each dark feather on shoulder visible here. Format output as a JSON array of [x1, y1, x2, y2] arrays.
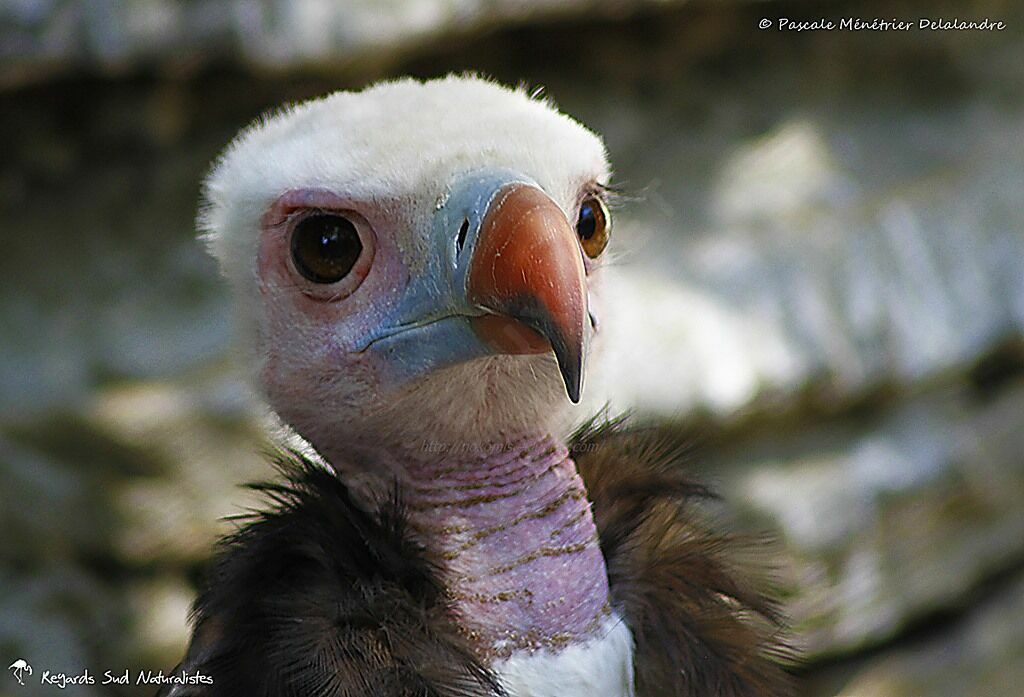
[[571, 417, 797, 697], [160, 449, 503, 697]]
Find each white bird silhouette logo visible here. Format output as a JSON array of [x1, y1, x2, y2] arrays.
[[8, 659, 32, 685]]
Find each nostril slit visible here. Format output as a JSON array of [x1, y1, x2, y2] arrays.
[[456, 219, 470, 256]]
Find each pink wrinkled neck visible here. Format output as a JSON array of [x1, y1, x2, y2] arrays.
[[389, 435, 612, 657]]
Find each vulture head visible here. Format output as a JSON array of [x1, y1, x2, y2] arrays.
[[178, 75, 792, 697], [203, 76, 611, 459]]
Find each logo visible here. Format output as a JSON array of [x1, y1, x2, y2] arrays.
[[8, 659, 32, 685]]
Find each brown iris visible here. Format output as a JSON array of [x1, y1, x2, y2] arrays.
[[290, 213, 363, 284], [576, 196, 610, 259]]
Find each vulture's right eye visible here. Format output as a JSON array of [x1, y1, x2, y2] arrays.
[[290, 213, 364, 284]]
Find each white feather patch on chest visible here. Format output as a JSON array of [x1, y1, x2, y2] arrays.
[[492, 614, 635, 697]]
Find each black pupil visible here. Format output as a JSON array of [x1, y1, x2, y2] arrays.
[[291, 214, 362, 284], [577, 202, 597, 240]]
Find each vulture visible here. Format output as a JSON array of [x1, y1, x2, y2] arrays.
[[162, 76, 793, 697]]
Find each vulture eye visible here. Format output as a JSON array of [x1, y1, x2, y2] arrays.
[[291, 213, 364, 284], [576, 196, 610, 259]]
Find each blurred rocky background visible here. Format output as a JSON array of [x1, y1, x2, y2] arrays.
[[1, 0, 1022, 695]]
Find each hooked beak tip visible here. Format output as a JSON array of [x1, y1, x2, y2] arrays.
[[560, 355, 583, 404], [465, 182, 590, 403]]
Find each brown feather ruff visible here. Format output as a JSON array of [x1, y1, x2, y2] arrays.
[[158, 453, 505, 697], [571, 417, 796, 697], [162, 419, 794, 696]]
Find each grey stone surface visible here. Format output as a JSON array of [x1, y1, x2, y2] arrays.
[[716, 378, 1024, 658], [0, 0, 680, 87], [816, 570, 1024, 697], [85, 376, 271, 565]]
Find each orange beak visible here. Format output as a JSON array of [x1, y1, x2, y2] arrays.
[[467, 183, 589, 402]]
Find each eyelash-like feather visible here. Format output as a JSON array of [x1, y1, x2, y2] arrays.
[[595, 181, 639, 211]]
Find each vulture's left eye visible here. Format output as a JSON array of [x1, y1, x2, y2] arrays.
[[576, 196, 610, 259], [291, 213, 364, 284]]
